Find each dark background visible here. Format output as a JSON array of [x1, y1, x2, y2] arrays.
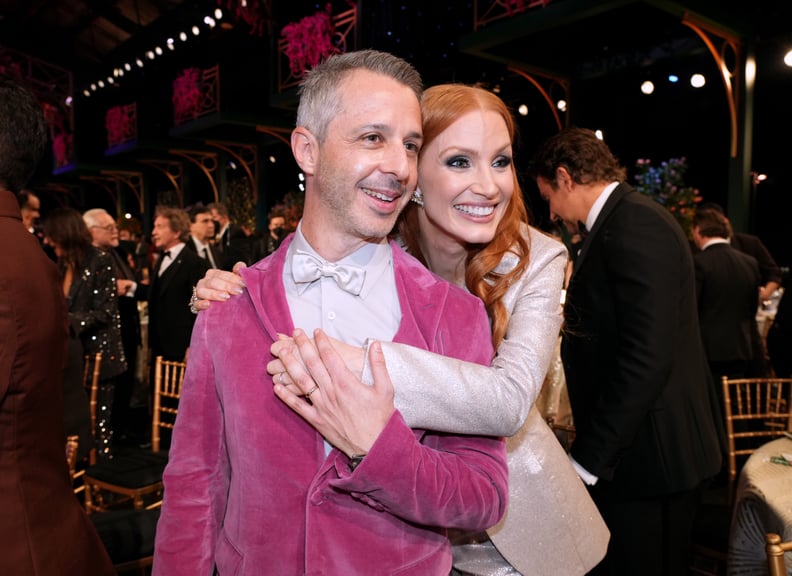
[[1, 0, 789, 269]]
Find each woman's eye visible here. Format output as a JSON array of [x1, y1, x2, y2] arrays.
[[494, 156, 512, 168], [447, 156, 470, 168]]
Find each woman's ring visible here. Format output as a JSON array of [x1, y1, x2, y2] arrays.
[[305, 384, 320, 398], [278, 372, 284, 385]]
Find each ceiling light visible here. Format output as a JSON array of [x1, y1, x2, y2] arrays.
[[667, 74, 679, 83], [90, 83, 97, 91], [97, 80, 105, 88], [146, 50, 155, 60], [690, 73, 706, 88], [556, 99, 567, 112], [179, 31, 188, 41], [124, 62, 132, 71], [784, 49, 792, 67], [641, 80, 654, 94], [136, 58, 144, 68], [517, 104, 528, 116], [83, 89, 90, 97], [166, 38, 175, 50], [204, 16, 216, 28], [155, 46, 163, 56], [192, 26, 201, 36], [215, 8, 223, 20]]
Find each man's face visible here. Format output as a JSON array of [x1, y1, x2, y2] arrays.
[[151, 215, 181, 250], [307, 69, 422, 252], [21, 195, 40, 230], [191, 211, 215, 243], [88, 213, 120, 249], [536, 172, 583, 236], [269, 216, 285, 237]]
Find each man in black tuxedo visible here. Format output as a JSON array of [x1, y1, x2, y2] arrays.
[[208, 201, 251, 270], [185, 204, 220, 269], [692, 208, 762, 391], [145, 206, 210, 367], [84, 207, 143, 443], [530, 127, 723, 576]]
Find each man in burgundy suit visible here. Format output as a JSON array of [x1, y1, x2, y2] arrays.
[[0, 74, 113, 575]]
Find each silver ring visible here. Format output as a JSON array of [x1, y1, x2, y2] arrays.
[[189, 285, 200, 314], [278, 372, 285, 385], [305, 384, 320, 399]]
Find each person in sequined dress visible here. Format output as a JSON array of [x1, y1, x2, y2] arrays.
[[43, 206, 127, 461]]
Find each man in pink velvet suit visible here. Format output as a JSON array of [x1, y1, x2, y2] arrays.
[[152, 50, 508, 575]]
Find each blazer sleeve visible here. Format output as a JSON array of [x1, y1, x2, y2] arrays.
[[332, 283, 509, 531], [381, 232, 567, 436], [153, 313, 229, 575]]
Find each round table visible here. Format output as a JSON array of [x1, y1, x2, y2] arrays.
[[728, 436, 792, 575]]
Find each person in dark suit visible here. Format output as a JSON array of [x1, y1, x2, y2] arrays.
[[185, 204, 221, 269], [0, 74, 114, 575], [529, 127, 723, 576], [144, 206, 210, 366], [692, 208, 762, 390], [208, 201, 251, 270]]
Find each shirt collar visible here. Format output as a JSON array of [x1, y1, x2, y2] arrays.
[[586, 181, 620, 232]]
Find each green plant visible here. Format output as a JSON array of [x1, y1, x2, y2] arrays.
[[633, 157, 702, 238]]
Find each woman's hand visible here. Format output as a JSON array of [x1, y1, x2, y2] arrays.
[[272, 328, 394, 458], [268, 333, 366, 380], [192, 263, 247, 311]]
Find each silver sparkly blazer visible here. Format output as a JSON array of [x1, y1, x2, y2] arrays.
[[381, 224, 610, 575]]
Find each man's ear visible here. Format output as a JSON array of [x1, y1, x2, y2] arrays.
[[556, 166, 573, 189], [291, 127, 317, 175]]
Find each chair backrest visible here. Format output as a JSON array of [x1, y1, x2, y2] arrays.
[[66, 435, 80, 480], [82, 352, 102, 466], [722, 376, 792, 504], [82, 352, 102, 432], [765, 532, 792, 576], [152, 356, 187, 452]]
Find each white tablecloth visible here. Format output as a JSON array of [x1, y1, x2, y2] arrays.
[[728, 436, 792, 575]]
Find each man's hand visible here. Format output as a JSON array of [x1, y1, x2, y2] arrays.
[[272, 329, 394, 457]]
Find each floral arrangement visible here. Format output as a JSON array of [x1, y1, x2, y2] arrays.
[[218, 0, 270, 36], [633, 157, 701, 238], [105, 104, 135, 148], [172, 68, 203, 125], [280, 4, 337, 77]]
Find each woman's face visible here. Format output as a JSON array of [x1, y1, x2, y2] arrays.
[[417, 109, 514, 247]]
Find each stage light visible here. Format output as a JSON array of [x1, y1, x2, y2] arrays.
[[556, 99, 567, 112], [192, 26, 200, 36], [517, 104, 528, 116], [784, 49, 792, 67], [136, 58, 144, 68], [155, 46, 163, 56], [215, 8, 223, 20], [146, 50, 155, 60], [204, 16, 216, 28], [668, 74, 678, 83], [641, 80, 654, 94], [179, 31, 188, 41]]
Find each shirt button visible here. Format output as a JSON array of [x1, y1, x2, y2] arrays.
[[328, 311, 336, 320]]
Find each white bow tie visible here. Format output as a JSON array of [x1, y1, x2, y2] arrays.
[[291, 251, 366, 296]]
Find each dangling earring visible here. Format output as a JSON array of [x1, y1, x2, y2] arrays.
[[410, 188, 424, 207]]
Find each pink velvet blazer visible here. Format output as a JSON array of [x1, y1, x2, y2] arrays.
[[153, 237, 508, 575]]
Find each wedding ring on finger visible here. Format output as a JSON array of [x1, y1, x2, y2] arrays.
[[305, 384, 320, 399], [278, 372, 288, 386]]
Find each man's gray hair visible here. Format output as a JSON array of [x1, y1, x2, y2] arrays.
[[83, 207, 111, 228], [296, 49, 422, 143]]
